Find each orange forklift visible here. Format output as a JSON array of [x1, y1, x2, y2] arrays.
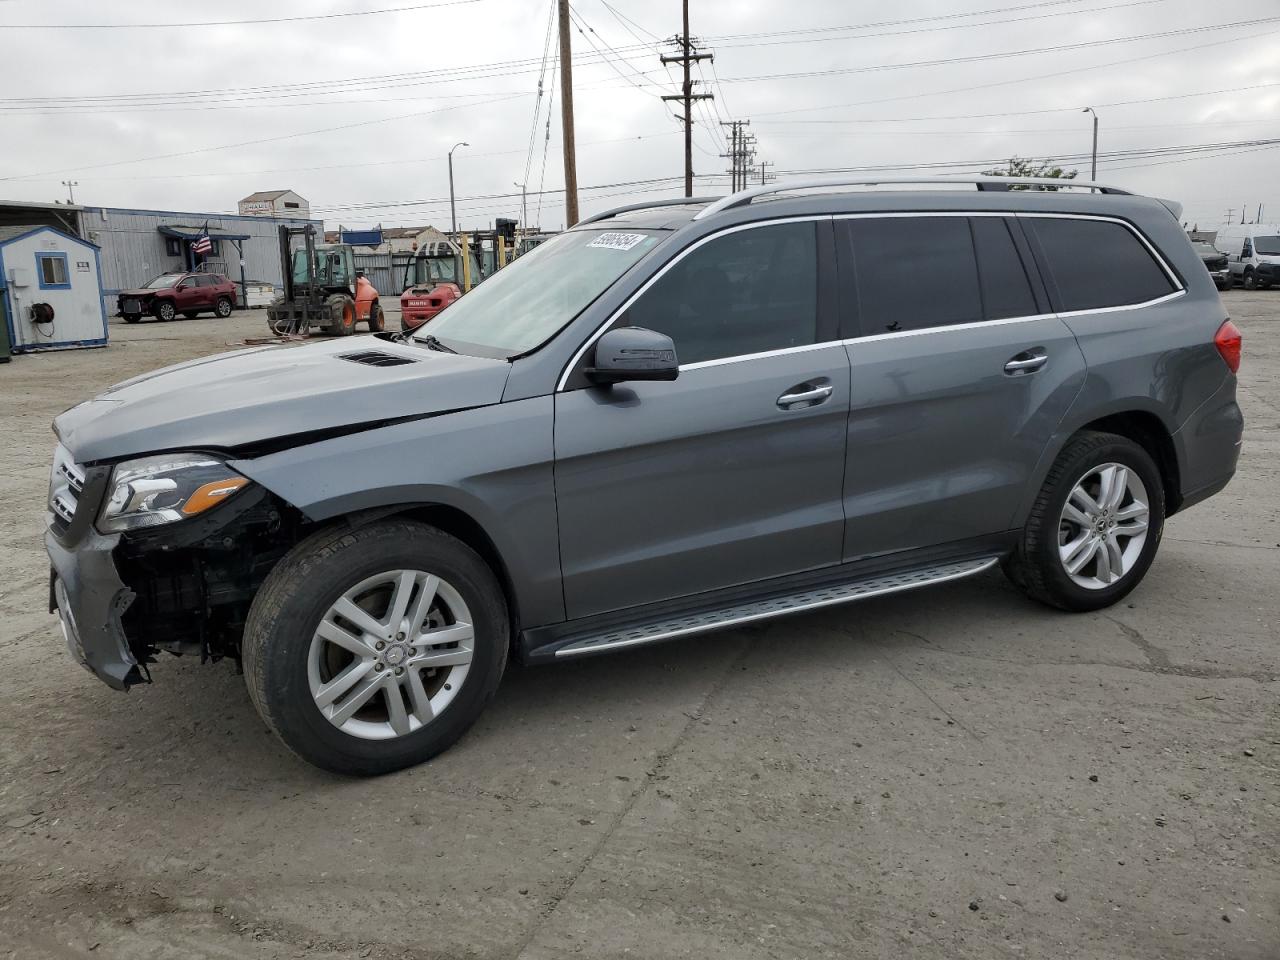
[[266, 224, 385, 336]]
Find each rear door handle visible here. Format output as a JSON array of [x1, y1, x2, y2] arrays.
[[1004, 350, 1048, 375], [777, 381, 834, 409]]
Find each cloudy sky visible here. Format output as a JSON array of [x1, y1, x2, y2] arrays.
[[1, 0, 1277, 233]]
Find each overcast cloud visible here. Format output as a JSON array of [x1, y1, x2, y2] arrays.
[[1, 0, 1277, 233]]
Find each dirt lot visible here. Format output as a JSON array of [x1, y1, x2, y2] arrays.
[[0, 296, 1277, 959]]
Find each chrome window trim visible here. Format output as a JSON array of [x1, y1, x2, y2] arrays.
[[555, 215, 830, 391], [556, 210, 1186, 388]]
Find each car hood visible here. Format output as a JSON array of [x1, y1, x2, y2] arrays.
[[55, 335, 511, 463], [117, 288, 161, 298]]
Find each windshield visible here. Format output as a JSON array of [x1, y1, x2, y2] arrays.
[[1192, 243, 1221, 257], [144, 274, 183, 289], [292, 247, 349, 285], [1254, 235, 1280, 256], [411, 255, 461, 287], [416, 229, 661, 356]]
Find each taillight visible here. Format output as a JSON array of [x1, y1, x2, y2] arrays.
[[1214, 319, 1242, 373]]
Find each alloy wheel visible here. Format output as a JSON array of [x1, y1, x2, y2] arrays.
[[1057, 463, 1150, 590], [307, 569, 474, 740]]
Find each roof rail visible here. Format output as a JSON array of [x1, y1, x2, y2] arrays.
[[692, 176, 1133, 221], [578, 196, 721, 226]]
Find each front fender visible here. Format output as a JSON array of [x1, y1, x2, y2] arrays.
[[229, 395, 564, 627]]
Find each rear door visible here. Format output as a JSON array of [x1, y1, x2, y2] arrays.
[[554, 219, 851, 619], [174, 275, 203, 311], [836, 214, 1087, 561]]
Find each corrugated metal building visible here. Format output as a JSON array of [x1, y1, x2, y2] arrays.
[[77, 205, 322, 316]]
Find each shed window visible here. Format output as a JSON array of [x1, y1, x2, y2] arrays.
[[284, 201, 300, 209], [36, 252, 70, 289], [165, 237, 183, 257]]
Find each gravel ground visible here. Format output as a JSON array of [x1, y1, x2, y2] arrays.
[[0, 295, 1276, 959]]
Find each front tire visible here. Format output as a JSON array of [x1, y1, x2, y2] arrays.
[[154, 301, 176, 322], [1243, 269, 1257, 291], [242, 520, 508, 775], [368, 301, 386, 332], [215, 296, 233, 318], [1004, 431, 1164, 612], [325, 294, 357, 336]]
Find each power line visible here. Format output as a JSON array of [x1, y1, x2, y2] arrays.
[[2, 0, 483, 29], [722, 16, 1280, 83], [706, 0, 1162, 50], [0, 92, 530, 182], [751, 26, 1280, 118], [752, 82, 1280, 126]]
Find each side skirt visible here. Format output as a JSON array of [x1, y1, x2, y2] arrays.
[[520, 536, 1012, 663]]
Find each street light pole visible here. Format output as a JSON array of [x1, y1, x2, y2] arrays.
[[513, 181, 528, 243], [1082, 107, 1098, 180], [448, 141, 468, 238]]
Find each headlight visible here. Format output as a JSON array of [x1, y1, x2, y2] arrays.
[[98, 454, 251, 533]]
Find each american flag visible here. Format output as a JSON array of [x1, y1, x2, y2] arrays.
[[191, 222, 213, 255]]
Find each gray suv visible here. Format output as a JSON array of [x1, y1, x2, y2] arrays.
[[45, 178, 1244, 775]]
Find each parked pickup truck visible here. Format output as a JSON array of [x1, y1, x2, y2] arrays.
[[118, 272, 237, 323]]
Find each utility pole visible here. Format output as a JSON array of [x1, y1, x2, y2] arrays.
[[720, 120, 753, 192], [557, 0, 579, 226], [61, 180, 78, 205], [661, 0, 714, 197], [757, 161, 774, 186]]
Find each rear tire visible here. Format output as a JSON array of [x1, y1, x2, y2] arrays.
[[1004, 431, 1165, 612], [242, 520, 508, 776]]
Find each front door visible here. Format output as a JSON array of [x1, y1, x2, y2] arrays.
[[554, 219, 850, 619], [835, 214, 1087, 561]]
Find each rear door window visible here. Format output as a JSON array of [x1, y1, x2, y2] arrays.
[[972, 217, 1039, 320], [625, 221, 819, 364], [843, 217, 983, 335], [1028, 217, 1177, 311]]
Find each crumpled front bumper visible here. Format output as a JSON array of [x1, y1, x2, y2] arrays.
[[46, 524, 141, 691]]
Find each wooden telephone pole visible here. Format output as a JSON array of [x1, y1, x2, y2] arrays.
[[557, 0, 579, 226], [661, 0, 713, 197]]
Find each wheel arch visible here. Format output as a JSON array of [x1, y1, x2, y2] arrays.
[[1016, 402, 1184, 528], [309, 502, 524, 651], [1077, 410, 1181, 513]]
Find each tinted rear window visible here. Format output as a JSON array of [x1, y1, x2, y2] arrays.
[[972, 217, 1038, 320], [845, 217, 982, 334], [1029, 217, 1176, 311]]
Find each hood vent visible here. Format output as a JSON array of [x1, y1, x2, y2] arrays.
[[338, 350, 418, 367]]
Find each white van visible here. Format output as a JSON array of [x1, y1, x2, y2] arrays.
[[1214, 223, 1280, 289]]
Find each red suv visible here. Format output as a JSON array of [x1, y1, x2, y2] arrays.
[[117, 273, 238, 323]]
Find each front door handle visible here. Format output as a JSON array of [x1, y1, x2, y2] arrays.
[[1004, 350, 1048, 375], [777, 381, 834, 409]]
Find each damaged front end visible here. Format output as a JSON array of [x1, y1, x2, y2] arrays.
[[46, 443, 305, 689]]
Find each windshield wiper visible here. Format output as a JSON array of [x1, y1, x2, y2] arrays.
[[417, 333, 457, 354]]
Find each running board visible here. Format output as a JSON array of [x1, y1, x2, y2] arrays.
[[553, 556, 1000, 658]]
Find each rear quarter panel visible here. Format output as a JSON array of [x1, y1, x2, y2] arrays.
[[1019, 205, 1233, 518]]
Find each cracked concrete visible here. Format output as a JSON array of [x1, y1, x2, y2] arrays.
[[1, 294, 1277, 959]]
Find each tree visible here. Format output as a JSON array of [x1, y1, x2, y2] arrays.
[[981, 157, 1078, 189]]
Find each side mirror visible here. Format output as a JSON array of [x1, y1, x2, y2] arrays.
[[585, 327, 679, 385]]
